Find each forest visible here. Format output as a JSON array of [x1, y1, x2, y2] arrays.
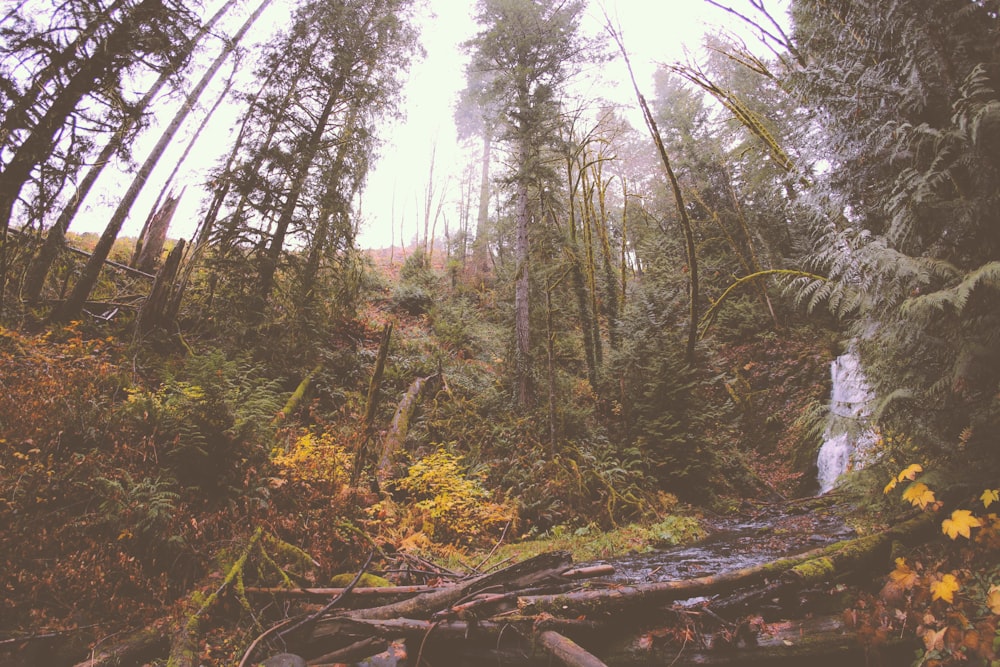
[[1, 0, 999, 665]]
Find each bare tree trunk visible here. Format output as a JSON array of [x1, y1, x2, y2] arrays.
[[133, 190, 183, 274], [514, 177, 532, 408], [52, 0, 272, 322], [472, 128, 493, 274]]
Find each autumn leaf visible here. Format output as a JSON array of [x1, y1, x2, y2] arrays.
[[902, 482, 936, 510], [987, 585, 1000, 615], [883, 477, 898, 495], [930, 573, 960, 603], [923, 627, 946, 651], [942, 509, 982, 540], [981, 489, 999, 509], [889, 558, 918, 589], [897, 463, 923, 482]]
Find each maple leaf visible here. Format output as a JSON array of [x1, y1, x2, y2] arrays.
[[942, 509, 982, 540], [987, 585, 1000, 615], [883, 477, 898, 495], [897, 463, 923, 482], [889, 558, 918, 589], [931, 574, 960, 603], [902, 482, 936, 510], [981, 489, 999, 509]]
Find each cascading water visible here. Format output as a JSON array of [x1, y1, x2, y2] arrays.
[[816, 350, 876, 493]]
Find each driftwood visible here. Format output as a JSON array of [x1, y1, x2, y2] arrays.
[[233, 509, 938, 667]]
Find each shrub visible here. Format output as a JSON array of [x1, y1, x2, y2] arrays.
[[395, 448, 516, 547]]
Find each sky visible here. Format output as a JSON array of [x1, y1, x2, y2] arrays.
[[69, 0, 789, 250]]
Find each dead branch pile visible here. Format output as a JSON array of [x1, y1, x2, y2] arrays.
[[233, 512, 933, 667]]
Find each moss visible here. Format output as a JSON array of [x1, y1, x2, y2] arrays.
[[329, 572, 392, 588], [789, 556, 836, 583]]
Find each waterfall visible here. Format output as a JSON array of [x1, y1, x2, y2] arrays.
[[816, 350, 876, 493]]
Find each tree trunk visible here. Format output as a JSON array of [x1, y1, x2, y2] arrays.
[[51, 0, 271, 323], [377, 371, 443, 481], [133, 190, 183, 274], [472, 127, 493, 274], [137, 239, 185, 333], [0, 0, 167, 310], [253, 77, 343, 314], [354, 322, 392, 484], [19, 0, 236, 303], [514, 175, 532, 408]]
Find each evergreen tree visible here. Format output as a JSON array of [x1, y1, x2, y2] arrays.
[[464, 0, 591, 407]]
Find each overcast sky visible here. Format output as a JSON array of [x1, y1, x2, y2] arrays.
[[69, 0, 789, 250]]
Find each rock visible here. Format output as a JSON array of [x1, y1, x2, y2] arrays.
[[261, 653, 306, 667]]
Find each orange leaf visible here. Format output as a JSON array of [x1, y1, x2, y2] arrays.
[[889, 558, 918, 589], [930, 573, 960, 603], [942, 509, 982, 540]]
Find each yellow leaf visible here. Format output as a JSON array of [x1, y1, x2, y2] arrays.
[[889, 558, 918, 589], [902, 482, 936, 510], [884, 477, 898, 495], [987, 585, 1000, 615], [903, 482, 935, 509], [930, 573, 960, 603], [942, 509, 982, 540], [897, 463, 923, 482], [981, 489, 999, 509]]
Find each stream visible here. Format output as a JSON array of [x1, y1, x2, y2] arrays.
[[588, 498, 855, 586], [587, 347, 872, 586]]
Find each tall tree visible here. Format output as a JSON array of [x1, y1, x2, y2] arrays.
[[0, 0, 198, 310], [20, 0, 238, 302], [52, 0, 272, 322], [248, 0, 418, 317], [465, 0, 590, 407]]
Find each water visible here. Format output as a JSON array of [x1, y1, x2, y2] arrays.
[[816, 351, 875, 493], [587, 500, 854, 585]]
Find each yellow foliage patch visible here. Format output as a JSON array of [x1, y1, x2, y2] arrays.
[[981, 489, 999, 509]]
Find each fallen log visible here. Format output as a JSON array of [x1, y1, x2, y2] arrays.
[[602, 614, 919, 666], [73, 627, 168, 667], [314, 550, 572, 624], [244, 584, 435, 600], [377, 370, 443, 481], [539, 630, 609, 667]]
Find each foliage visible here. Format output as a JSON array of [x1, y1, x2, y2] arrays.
[[869, 464, 1000, 667], [785, 0, 1000, 478], [394, 447, 516, 547], [118, 349, 284, 496], [391, 248, 437, 314]]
